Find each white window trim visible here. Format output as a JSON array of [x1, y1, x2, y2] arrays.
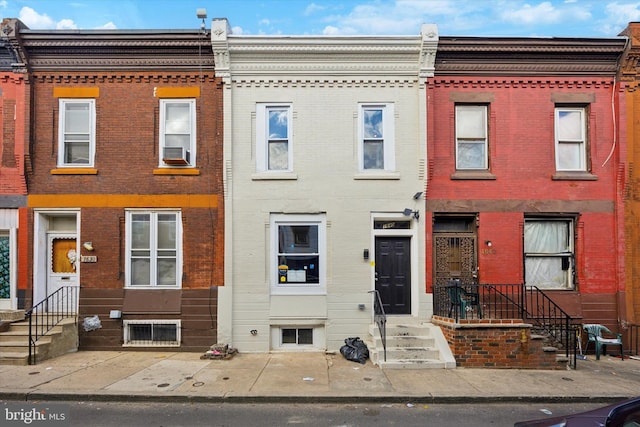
[[57, 99, 96, 168], [159, 99, 197, 168], [270, 214, 326, 295], [125, 209, 182, 289], [524, 218, 575, 290], [358, 103, 395, 173], [455, 104, 488, 170], [270, 324, 325, 351], [554, 107, 586, 172], [123, 319, 181, 347], [256, 103, 293, 173]]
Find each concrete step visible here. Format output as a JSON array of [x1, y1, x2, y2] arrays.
[[367, 320, 456, 369]]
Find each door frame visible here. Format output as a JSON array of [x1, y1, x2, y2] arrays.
[[33, 209, 81, 307], [370, 212, 419, 317]]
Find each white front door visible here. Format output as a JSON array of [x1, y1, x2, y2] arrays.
[[45, 233, 79, 312]]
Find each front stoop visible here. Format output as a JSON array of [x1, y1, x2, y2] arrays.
[[366, 319, 457, 369], [0, 316, 78, 365]]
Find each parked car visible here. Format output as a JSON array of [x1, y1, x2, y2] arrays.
[[514, 397, 640, 427]]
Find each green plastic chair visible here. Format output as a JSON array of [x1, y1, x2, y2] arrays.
[[583, 324, 624, 360], [447, 279, 482, 320]]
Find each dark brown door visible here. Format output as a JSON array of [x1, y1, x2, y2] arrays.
[[375, 237, 411, 315]]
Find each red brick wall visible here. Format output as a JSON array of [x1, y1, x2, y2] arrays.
[[426, 77, 623, 326], [433, 316, 563, 369]]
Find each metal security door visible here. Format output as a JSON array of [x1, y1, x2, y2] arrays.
[[375, 236, 411, 315]]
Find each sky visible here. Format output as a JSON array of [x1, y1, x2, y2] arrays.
[[0, 0, 639, 38]]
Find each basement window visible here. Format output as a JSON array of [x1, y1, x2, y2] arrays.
[[123, 320, 181, 347]]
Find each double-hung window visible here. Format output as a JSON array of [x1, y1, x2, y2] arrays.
[[256, 104, 292, 172], [160, 99, 196, 167], [126, 210, 182, 288], [271, 214, 326, 294], [555, 107, 587, 171], [455, 105, 488, 170], [58, 99, 96, 167], [359, 103, 395, 172], [524, 218, 575, 290]]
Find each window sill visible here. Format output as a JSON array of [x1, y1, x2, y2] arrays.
[[153, 168, 200, 176], [353, 171, 400, 180], [252, 172, 298, 180], [552, 171, 597, 181], [51, 168, 98, 175], [450, 170, 496, 180]]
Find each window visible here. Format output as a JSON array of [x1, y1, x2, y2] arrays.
[[555, 107, 586, 171], [281, 328, 313, 345], [524, 218, 574, 290], [256, 104, 292, 172], [455, 105, 488, 170], [58, 99, 96, 167], [126, 210, 181, 288], [359, 103, 395, 171], [271, 214, 326, 294], [123, 320, 180, 347], [160, 99, 196, 167]]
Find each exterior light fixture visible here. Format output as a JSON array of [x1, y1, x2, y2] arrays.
[[485, 240, 492, 247], [403, 208, 419, 221], [83, 242, 94, 251]]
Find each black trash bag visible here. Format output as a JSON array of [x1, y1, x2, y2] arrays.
[[340, 337, 369, 364]]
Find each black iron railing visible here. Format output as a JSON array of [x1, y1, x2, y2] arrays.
[[26, 286, 78, 365], [369, 290, 386, 362], [433, 282, 578, 368], [628, 323, 640, 357]]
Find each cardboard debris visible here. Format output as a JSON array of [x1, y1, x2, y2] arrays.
[[200, 343, 238, 360]]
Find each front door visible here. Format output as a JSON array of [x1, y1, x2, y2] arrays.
[[432, 215, 477, 287], [375, 236, 411, 315], [46, 233, 79, 312]]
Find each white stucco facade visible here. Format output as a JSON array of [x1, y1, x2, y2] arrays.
[[213, 19, 438, 352]]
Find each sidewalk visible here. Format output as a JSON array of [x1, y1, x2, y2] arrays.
[[0, 350, 639, 404]]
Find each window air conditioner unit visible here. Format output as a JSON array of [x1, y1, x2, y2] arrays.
[[163, 147, 190, 165]]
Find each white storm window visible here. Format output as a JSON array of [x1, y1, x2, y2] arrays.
[[524, 218, 574, 290], [455, 105, 488, 170], [58, 99, 96, 167], [126, 211, 181, 288], [160, 99, 196, 167], [123, 320, 181, 347], [555, 107, 587, 171], [256, 104, 292, 172], [271, 214, 326, 294], [359, 103, 395, 171]]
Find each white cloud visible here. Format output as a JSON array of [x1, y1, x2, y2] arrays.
[[304, 3, 326, 16], [231, 25, 244, 35], [97, 22, 117, 30], [19, 6, 55, 29], [0, 1, 8, 8], [56, 19, 77, 30], [500, 2, 561, 25], [604, 2, 640, 28]]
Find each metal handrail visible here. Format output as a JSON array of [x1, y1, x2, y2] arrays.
[[628, 323, 640, 356], [433, 282, 578, 368], [26, 286, 78, 365], [369, 290, 387, 362]]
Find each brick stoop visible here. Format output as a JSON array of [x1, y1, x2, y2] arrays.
[[0, 316, 78, 365], [366, 318, 457, 369]]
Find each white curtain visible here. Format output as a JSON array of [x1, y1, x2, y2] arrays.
[[524, 221, 570, 288]]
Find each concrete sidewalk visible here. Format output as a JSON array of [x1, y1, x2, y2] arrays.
[[0, 351, 639, 404]]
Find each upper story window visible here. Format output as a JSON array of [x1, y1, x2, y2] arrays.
[[555, 106, 587, 172], [58, 99, 96, 167], [271, 214, 326, 295], [359, 103, 395, 172], [524, 218, 575, 290], [126, 210, 182, 288], [455, 105, 488, 170], [256, 104, 292, 172], [160, 99, 196, 167]]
